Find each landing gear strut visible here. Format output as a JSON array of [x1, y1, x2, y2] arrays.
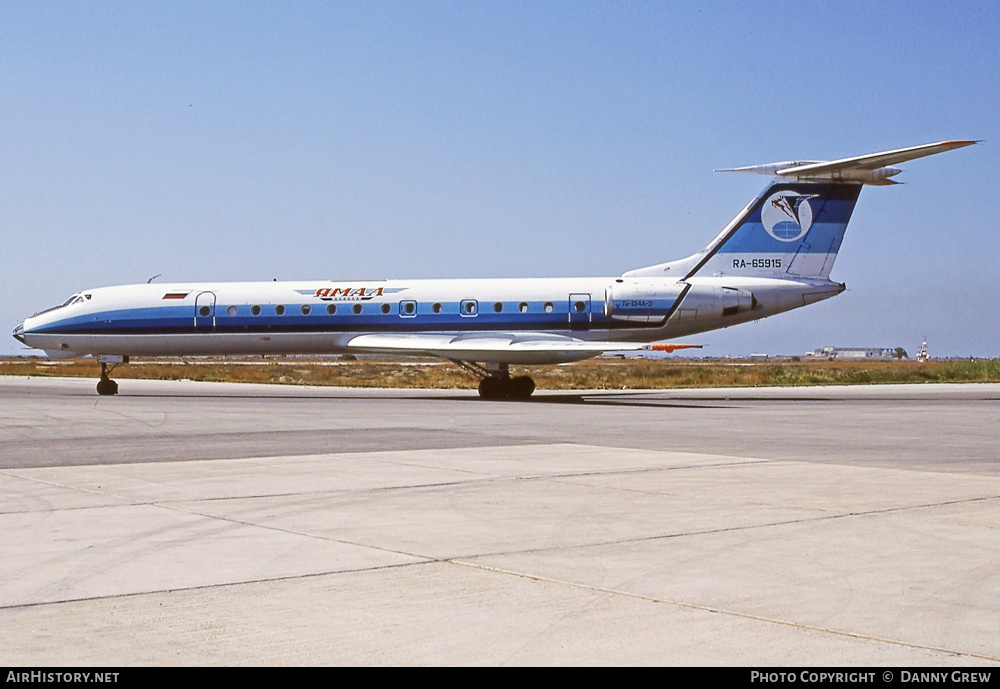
[[453, 361, 536, 400], [95, 355, 127, 396]]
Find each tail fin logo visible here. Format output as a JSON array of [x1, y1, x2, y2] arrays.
[[761, 191, 817, 242]]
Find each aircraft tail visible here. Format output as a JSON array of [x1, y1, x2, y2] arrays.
[[623, 181, 862, 280], [624, 140, 977, 281]]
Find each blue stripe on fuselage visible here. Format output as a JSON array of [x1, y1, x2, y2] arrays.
[[30, 298, 673, 336]]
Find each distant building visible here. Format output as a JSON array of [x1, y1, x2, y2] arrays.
[[805, 346, 895, 360]]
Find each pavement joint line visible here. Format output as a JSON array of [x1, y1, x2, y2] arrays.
[[0, 455, 767, 513], [532, 459, 775, 482], [5, 473, 466, 561], [159, 490, 1000, 573], [6, 466, 998, 545], [6, 533, 1000, 665], [0, 465, 780, 516], [617, 493, 1000, 546], [4, 488, 994, 604], [437, 494, 1000, 560], [0, 470, 147, 508], [0, 474, 570, 512], [152, 500, 442, 563], [449, 559, 1000, 664], [0, 559, 433, 612]]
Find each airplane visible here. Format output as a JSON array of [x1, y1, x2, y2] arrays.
[[12, 140, 976, 399]]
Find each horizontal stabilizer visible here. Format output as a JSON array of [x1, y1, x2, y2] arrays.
[[717, 140, 978, 185]]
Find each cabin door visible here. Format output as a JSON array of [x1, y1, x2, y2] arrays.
[[194, 291, 217, 333], [568, 293, 591, 331]]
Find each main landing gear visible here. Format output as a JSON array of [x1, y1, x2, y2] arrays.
[[478, 373, 535, 400], [96, 355, 127, 396], [454, 361, 536, 400]]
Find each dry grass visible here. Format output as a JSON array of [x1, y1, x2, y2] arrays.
[[2, 356, 998, 390]]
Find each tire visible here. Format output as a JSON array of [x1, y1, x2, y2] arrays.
[[477, 377, 504, 400], [509, 376, 535, 400], [96, 379, 118, 396]]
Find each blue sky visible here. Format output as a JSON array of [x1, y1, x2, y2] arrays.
[[2, 1, 997, 357]]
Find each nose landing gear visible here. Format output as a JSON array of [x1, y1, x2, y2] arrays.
[[95, 355, 127, 396]]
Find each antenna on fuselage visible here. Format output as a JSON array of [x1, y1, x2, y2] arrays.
[[147, 274, 162, 284]]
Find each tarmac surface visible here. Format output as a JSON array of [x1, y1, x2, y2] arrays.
[[1, 376, 998, 665]]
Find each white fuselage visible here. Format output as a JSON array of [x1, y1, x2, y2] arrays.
[[15, 275, 843, 364]]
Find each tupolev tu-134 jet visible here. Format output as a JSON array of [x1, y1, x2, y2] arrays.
[[13, 140, 976, 398]]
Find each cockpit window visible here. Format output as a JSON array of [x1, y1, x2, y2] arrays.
[[33, 294, 85, 317]]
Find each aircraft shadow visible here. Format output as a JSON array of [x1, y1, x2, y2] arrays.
[[86, 389, 731, 408]]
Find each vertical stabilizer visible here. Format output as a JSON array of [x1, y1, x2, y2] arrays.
[[685, 182, 862, 279]]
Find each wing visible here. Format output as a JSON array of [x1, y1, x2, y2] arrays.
[[346, 332, 698, 365]]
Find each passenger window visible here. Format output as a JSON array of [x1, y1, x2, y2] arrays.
[[226, 305, 238, 317], [251, 305, 262, 316], [493, 302, 503, 313], [353, 304, 362, 315], [301, 304, 311, 315], [574, 301, 586, 312], [432, 303, 443, 314], [381, 303, 391, 314], [275, 305, 286, 316], [327, 304, 337, 315], [544, 302, 554, 313], [461, 299, 478, 316], [519, 302, 529, 313]]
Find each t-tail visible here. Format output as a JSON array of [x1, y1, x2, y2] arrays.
[[626, 140, 977, 282]]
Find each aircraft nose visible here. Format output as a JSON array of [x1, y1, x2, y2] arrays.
[[12, 322, 26, 344]]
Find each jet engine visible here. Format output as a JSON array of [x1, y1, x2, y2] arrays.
[[673, 284, 757, 322]]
